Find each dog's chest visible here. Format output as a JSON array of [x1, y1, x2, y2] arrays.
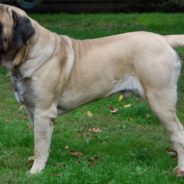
[[12, 70, 35, 108]]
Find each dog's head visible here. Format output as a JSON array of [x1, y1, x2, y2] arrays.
[[0, 4, 35, 67]]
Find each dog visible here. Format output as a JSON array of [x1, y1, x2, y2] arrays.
[[0, 4, 184, 176]]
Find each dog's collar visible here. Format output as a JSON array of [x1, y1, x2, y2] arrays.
[[12, 67, 23, 81]]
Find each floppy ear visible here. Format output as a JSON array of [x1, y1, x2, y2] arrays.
[[12, 11, 35, 49]]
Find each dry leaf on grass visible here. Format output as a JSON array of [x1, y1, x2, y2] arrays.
[[86, 111, 93, 117], [118, 94, 124, 101], [69, 150, 84, 158], [64, 145, 69, 150], [108, 105, 119, 114], [18, 105, 25, 111], [88, 128, 102, 133], [123, 104, 132, 108]]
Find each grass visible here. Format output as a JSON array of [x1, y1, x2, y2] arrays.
[[0, 13, 184, 183]]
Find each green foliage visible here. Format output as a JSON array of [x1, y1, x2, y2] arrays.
[[160, 0, 184, 12], [0, 13, 184, 183], [116, 0, 184, 12]]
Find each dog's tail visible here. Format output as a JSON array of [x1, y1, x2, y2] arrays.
[[165, 35, 184, 48]]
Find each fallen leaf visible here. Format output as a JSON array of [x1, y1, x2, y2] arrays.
[[118, 94, 124, 101], [18, 105, 25, 111], [123, 104, 132, 108], [108, 105, 119, 113], [86, 111, 93, 117], [64, 145, 69, 150], [88, 128, 102, 133], [69, 150, 84, 158]]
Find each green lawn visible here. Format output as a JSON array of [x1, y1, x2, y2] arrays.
[[0, 13, 184, 184]]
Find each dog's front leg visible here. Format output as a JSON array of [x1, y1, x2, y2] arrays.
[[29, 108, 56, 175]]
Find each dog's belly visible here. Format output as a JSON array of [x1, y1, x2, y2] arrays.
[[106, 74, 144, 97], [58, 74, 144, 112]]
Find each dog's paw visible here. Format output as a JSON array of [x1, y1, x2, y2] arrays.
[[26, 170, 43, 176], [26, 170, 33, 176], [28, 168, 43, 175], [26, 155, 47, 175], [175, 167, 184, 177]]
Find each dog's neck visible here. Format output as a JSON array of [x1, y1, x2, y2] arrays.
[[12, 20, 58, 78]]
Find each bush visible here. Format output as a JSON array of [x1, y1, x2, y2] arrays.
[[159, 0, 184, 12], [8, 0, 184, 12], [118, 0, 184, 12]]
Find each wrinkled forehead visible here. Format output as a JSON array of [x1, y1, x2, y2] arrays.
[[0, 6, 12, 23], [0, 7, 14, 36], [0, 4, 27, 18], [0, 4, 27, 30]]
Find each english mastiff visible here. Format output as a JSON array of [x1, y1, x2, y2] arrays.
[[0, 4, 184, 176]]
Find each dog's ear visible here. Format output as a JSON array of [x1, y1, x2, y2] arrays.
[[12, 11, 35, 49]]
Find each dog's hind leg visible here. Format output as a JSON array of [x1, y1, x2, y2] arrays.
[[29, 104, 57, 175], [144, 53, 184, 177], [136, 46, 184, 176], [146, 87, 184, 176]]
